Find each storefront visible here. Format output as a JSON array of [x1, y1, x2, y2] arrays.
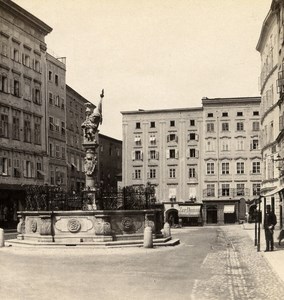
[[202, 200, 240, 225], [164, 202, 203, 226]]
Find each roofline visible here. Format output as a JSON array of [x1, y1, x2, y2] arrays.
[[0, 0, 52, 35], [66, 84, 93, 105], [121, 106, 203, 115], [256, 1, 278, 52], [99, 133, 122, 144], [202, 96, 261, 105], [46, 52, 66, 70]]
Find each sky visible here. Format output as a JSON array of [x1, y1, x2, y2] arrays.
[[14, 0, 271, 140]]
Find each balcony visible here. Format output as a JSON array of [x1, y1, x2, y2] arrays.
[[203, 188, 250, 198]]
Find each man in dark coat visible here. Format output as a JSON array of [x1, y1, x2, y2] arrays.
[[264, 205, 277, 251]]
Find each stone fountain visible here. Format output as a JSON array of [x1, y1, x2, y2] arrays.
[[8, 91, 179, 247]]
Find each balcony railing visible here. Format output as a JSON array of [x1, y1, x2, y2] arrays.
[[203, 188, 250, 198]]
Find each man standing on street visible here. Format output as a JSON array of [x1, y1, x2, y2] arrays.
[[264, 205, 277, 251]]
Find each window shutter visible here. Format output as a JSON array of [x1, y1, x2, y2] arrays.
[[175, 150, 179, 159], [32, 88, 35, 102], [23, 160, 26, 177], [31, 162, 34, 178], [175, 135, 178, 143], [155, 151, 159, 160], [22, 53, 25, 65], [140, 151, 143, 160], [0, 157, 3, 174], [131, 151, 135, 160], [186, 148, 190, 158], [167, 135, 170, 142], [195, 134, 199, 141], [196, 149, 199, 158], [10, 47, 13, 59], [166, 149, 170, 159], [147, 172, 150, 179], [0, 75, 2, 91], [132, 172, 135, 179], [32, 59, 35, 70]]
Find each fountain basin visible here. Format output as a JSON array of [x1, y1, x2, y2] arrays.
[[15, 209, 164, 245]]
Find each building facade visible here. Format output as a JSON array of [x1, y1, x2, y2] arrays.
[[257, 0, 284, 229], [0, 0, 52, 227], [121, 97, 262, 225], [121, 107, 204, 224], [46, 53, 67, 189], [98, 133, 122, 191], [65, 85, 94, 192], [201, 97, 262, 225]]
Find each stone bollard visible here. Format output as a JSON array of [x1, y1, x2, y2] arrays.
[[0, 228, 4, 247], [163, 222, 171, 238], [143, 226, 153, 248]]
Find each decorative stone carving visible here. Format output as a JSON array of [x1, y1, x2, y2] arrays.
[[121, 217, 134, 232], [67, 219, 81, 233], [30, 219, 37, 233], [17, 217, 25, 234], [84, 149, 97, 176], [40, 218, 52, 235], [94, 218, 112, 235]]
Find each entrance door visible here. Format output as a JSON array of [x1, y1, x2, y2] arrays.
[[167, 209, 179, 226], [206, 205, 217, 224]]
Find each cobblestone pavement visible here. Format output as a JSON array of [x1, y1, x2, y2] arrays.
[[192, 226, 284, 300]]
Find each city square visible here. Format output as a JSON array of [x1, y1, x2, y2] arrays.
[[1, 0, 284, 299]]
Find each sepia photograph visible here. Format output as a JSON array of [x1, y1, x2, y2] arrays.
[[1, 0, 284, 299]]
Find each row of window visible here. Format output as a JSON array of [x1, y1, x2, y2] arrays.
[[132, 164, 261, 179], [48, 92, 64, 109], [49, 117, 65, 135], [204, 183, 261, 197], [0, 157, 43, 179], [206, 139, 259, 151], [206, 121, 259, 132], [48, 71, 59, 85], [0, 73, 42, 104], [134, 112, 259, 130], [0, 34, 41, 72], [207, 161, 261, 174], [132, 149, 199, 160], [0, 108, 41, 144], [207, 111, 259, 118], [49, 143, 66, 160]]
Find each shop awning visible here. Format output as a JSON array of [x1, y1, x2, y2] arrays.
[[224, 205, 235, 214], [179, 205, 201, 217], [261, 186, 284, 197]]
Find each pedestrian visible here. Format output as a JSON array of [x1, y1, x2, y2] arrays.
[[264, 205, 277, 252]]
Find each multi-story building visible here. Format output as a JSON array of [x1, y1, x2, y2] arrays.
[[121, 107, 204, 224], [46, 53, 67, 188], [66, 85, 94, 192], [98, 133, 122, 191], [0, 0, 52, 227], [257, 0, 284, 229], [121, 97, 262, 225], [201, 97, 262, 225]]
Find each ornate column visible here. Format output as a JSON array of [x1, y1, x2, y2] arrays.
[[81, 90, 104, 210]]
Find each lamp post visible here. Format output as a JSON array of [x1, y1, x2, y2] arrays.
[[257, 196, 262, 252]]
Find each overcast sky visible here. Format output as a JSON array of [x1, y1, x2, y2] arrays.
[[15, 0, 271, 140]]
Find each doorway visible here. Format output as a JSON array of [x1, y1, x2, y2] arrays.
[[206, 205, 217, 224]]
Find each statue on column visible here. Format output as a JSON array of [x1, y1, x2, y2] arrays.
[[82, 89, 104, 143]]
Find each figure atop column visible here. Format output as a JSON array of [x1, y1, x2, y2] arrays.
[[82, 89, 104, 143]]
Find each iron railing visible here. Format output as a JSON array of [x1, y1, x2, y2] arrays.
[[23, 184, 157, 211]]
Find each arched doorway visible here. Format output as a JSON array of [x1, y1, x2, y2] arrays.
[[166, 209, 179, 227], [206, 205, 217, 224]]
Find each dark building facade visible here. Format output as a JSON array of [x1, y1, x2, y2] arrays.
[[0, 0, 52, 227]]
